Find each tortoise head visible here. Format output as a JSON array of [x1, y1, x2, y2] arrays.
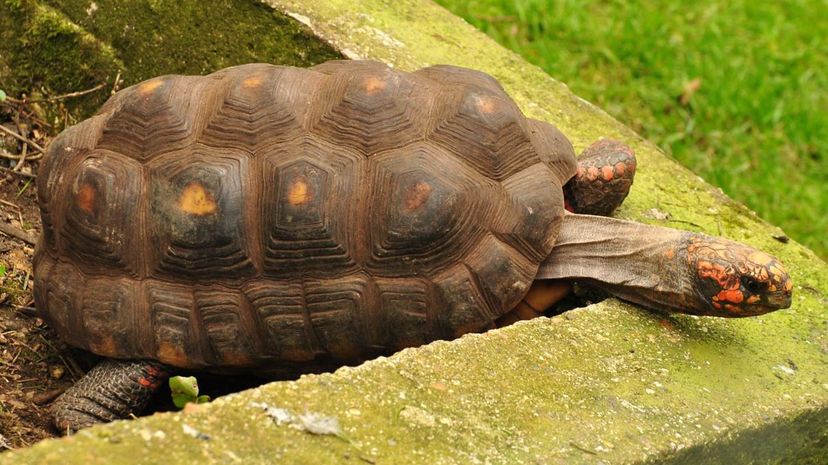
[[686, 236, 792, 317]]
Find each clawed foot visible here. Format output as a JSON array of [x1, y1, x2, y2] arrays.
[[564, 139, 636, 216]]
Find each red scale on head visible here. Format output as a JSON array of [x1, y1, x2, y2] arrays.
[[686, 235, 792, 316], [716, 288, 745, 305]]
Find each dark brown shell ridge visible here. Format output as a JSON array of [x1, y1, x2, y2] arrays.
[[34, 61, 575, 368]]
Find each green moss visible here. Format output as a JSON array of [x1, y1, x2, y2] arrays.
[[654, 407, 828, 465], [45, 0, 340, 81], [0, 0, 121, 117], [0, 0, 340, 127]]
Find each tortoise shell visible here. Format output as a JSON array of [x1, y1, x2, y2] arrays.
[[33, 61, 577, 370]]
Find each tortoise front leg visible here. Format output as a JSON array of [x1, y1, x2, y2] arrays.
[[563, 139, 636, 216], [52, 359, 171, 433], [497, 139, 636, 327]]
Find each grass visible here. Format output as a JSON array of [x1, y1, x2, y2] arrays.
[[435, 0, 827, 259]]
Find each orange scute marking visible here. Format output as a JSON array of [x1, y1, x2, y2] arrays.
[[664, 248, 675, 259], [601, 165, 614, 181], [404, 182, 432, 210], [138, 80, 163, 95], [784, 280, 793, 291], [363, 76, 387, 95], [746, 295, 760, 304], [219, 352, 254, 366], [614, 162, 626, 176], [89, 336, 116, 355], [288, 177, 312, 205], [178, 182, 218, 216], [76, 183, 96, 215], [242, 76, 264, 88], [157, 342, 187, 367]]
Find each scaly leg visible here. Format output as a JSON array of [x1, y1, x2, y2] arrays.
[[563, 139, 636, 216], [52, 359, 170, 433]]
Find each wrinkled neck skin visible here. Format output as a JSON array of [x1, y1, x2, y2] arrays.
[[537, 213, 708, 314]]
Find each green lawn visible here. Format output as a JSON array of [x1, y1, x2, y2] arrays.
[[436, 0, 827, 259]]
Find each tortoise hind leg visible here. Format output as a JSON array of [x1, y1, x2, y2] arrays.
[[563, 139, 636, 216], [52, 360, 170, 433]]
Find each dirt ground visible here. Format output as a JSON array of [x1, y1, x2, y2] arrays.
[[0, 97, 81, 449], [0, 93, 124, 449], [0, 168, 80, 449]]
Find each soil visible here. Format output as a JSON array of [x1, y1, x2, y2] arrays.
[[0, 96, 79, 449], [0, 170, 78, 449]]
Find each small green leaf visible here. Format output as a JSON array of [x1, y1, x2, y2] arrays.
[[172, 394, 190, 409], [169, 375, 201, 409], [0, 263, 6, 278], [197, 395, 211, 404], [0, 90, 6, 102]]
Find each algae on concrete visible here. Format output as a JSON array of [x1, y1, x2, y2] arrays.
[[2, 303, 826, 464], [0, 0, 826, 464]]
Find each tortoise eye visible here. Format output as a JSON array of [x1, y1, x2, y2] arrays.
[[741, 276, 767, 294]]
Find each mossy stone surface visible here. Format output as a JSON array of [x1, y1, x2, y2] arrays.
[[0, 0, 340, 118], [2, 302, 826, 464], [1, 0, 826, 464]]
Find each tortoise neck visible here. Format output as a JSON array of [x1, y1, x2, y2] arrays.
[[537, 213, 704, 312]]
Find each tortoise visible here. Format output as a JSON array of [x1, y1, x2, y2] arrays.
[[33, 60, 793, 432]]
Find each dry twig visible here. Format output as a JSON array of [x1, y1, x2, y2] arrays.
[[0, 125, 44, 154], [33, 387, 67, 405], [111, 71, 122, 95], [5, 83, 106, 105], [0, 166, 36, 179], [13, 144, 28, 171], [0, 199, 20, 209], [0, 221, 36, 245], [0, 150, 42, 162]]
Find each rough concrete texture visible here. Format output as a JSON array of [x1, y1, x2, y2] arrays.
[[1, 0, 826, 463]]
